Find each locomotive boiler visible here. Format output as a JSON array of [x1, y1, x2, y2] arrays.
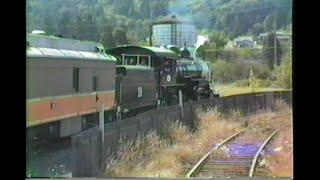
[[176, 46, 215, 100]]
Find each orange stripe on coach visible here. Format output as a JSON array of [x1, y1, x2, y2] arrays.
[[27, 91, 115, 127]]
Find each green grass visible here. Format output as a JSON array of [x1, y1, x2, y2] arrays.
[[215, 85, 288, 97]]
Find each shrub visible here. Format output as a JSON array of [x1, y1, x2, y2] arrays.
[[254, 78, 272, 87], [273, 53, 292, 89], [212, 60, 234, 82], [234, 78, 271, 88], [251, 63, 272, 79], [234, 79, 250, 87], [232, 60, 250, 79], [203, 48, 263, 62], [212, 59, 272, 83]]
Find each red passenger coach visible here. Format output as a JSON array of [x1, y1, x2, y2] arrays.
[[26, 34, 117, 138]]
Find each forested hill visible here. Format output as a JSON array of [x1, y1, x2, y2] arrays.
[[27, 0, 292, 48]]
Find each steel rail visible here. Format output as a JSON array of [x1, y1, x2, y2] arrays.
[[185, 123, 256, 178], [249, 129, 279, 177]]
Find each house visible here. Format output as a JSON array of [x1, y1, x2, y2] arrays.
[[259, 31, 292, 46], [233, 36, 255, 48]]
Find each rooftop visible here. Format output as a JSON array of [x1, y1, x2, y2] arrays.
[[152, 15, 194, 25], [27, 33, 104, 52], [27, 34, 116, 61], [233, 36, 254, 42], [108, 45, 179, 59]]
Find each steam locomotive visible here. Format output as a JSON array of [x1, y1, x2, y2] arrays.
[[27, 33, 216, 139]]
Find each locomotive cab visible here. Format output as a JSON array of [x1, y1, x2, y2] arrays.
[[108, 46, 184, 110]]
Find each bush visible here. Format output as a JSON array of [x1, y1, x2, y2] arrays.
[[212, 60, 234, 82], [254, 78, 272, 87], [234, 78, 271, 88], [273, 53, 292, 89], [234, 79, 250, 87], [251, 63, 272, 79], [201, 49, 263, 62], [237, 49, 262, 60], [212, 59, 272, 83]]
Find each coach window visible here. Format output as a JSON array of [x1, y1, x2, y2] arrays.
[[73, 67, 80, 92]]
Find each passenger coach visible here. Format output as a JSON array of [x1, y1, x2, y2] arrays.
[[27, 34, 117, 138]]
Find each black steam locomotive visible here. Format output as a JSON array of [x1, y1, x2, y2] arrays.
[[108, 45, 215, 118]]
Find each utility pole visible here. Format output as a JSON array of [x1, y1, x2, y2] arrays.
[[178, 90, 184, 118], [273, 9, 277, 67], [99, 104, 105, 145]]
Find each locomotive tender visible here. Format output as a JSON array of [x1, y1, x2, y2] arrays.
[[27, 34, 214, 139]]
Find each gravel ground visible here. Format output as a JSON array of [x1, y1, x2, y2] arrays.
[[26, 138, 73, 177]]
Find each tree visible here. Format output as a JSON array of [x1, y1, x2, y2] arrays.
[[252, 22, 264, 36], [274, 52, 292, 89], [113, 0, 134, 16], [101, 25, 115, 48], [262, 32, 283, 69], [151, 0, 169, 19], [196, 42, 212, 61], [263, 14, 275, 32], [127, 32, 139, 45], [113, 28, 128, 45], [140, 0, 151, 19], [209, 31, 228, 49], [57, 7, 74, 37]]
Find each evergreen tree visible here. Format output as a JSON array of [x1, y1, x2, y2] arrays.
[[209, 31, 228, 49], [262, 32, 283, 69], [252, 22, 264, 36], [151, 0, 169, 19], [57, 7, 74, 37], [140, 0, 151, 19], [113, 28, 128, 45], [114, 0, 134, 16], [101, 25, 115, 48]]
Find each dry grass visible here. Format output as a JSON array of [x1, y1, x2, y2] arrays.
[[104, 108, 244, 177], [261, 100, 293, 177], [215, 85, 287, 97], [246, 99, 293, 177], [103, 100, 292, 178]]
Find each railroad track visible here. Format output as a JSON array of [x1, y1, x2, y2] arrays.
[[186, 123, 278, 178]]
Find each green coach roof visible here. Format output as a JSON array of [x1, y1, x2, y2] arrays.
[[27, 33, 103, 52], [27, 34, 116, 61], [27, 47, 117, 61], [108, 45, 179, 59]]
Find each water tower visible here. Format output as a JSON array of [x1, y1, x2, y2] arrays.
[[150, 15, 197, 48]]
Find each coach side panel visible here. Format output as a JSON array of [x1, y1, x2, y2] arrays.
[[26, 58, 116, 127]]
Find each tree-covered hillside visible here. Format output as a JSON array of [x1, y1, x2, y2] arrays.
[[185, 0, 292, 37], [27, 0, 292, 48]]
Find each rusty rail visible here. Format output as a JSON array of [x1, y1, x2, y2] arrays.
[[185, 123, 256, 178], [249, 129, 279, 177]]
